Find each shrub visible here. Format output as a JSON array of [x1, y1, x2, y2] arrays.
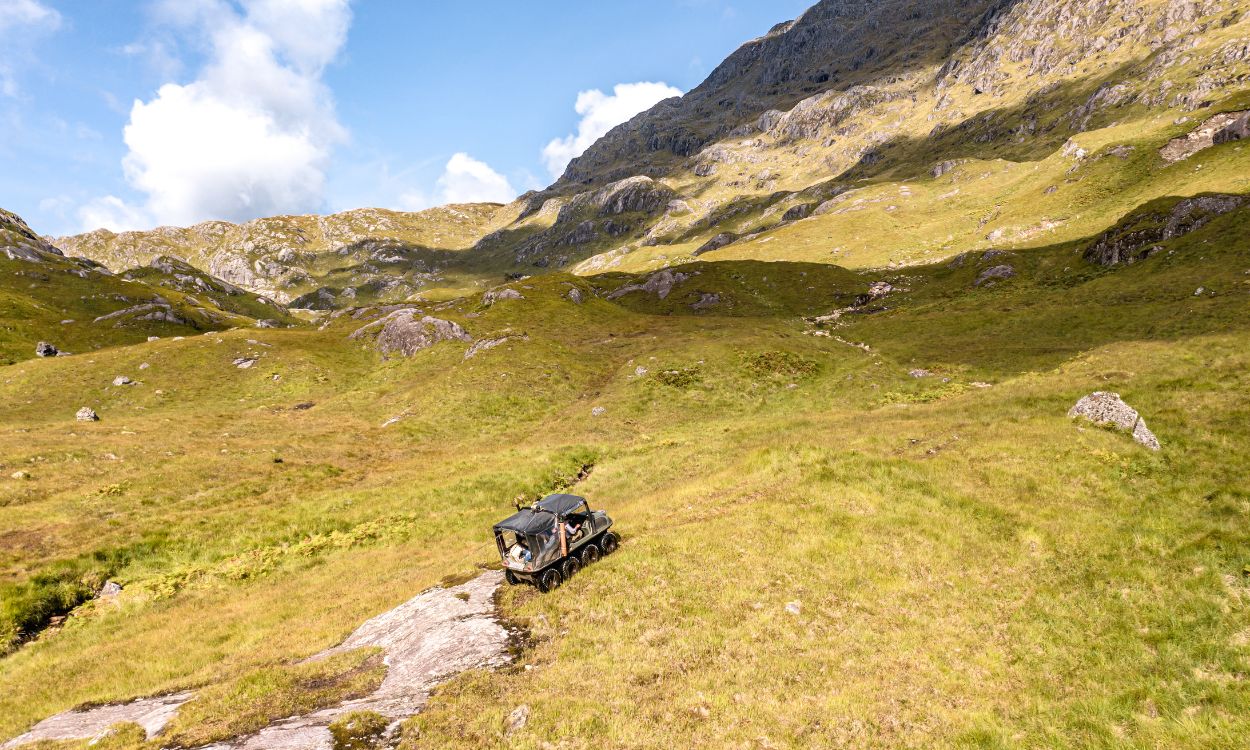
[[741, 350, 818, 379]]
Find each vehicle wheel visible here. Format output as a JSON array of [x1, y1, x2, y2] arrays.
[[601, 532, 620, 555], [538, 569, 562, 593], [581, 544, 601, 566], [562, 557, 581, 581], [504, 569, 520, 586]]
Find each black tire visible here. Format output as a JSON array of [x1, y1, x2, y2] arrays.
[[537, 568, 563, 593], [504, 569, 520, 586], [562, 557, 581, 581], [601, 532, 620, 555], [581, 544, 601, 566]]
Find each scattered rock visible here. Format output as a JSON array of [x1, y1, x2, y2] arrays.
[[694, 232, 738, 256], [99, 581, 122, 598], [112, 376, 133, 387], [1068, 392, 1161, 451], [349, 310, 472, 359], [482, 288, 524, 306], [592, 406, 606, 417], [635, 366, 649, 377], [690, 293, 721, 311], [566, 287, 584, 304], [785, 601, 802, 616], [138, 363, 150, 370], [974, 265, 1016, 287], [76, 407, 99, 423], [607, 270, 691, 301], [1195, 287, 1206, 296], [909, 369, 933, 379], [10, 471, 30, 480], [35, 341, 59, 358], [504, 705, 530, 735], [233, 357, 258, 369], [465, 335, 528, 360], [867, 282, 894, 300], [293, 402, 315, 411], [932, 160, 959, 178]]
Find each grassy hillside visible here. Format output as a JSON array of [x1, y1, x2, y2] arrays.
[[2, 208, 1248, 746]]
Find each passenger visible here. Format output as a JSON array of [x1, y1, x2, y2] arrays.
[[509, 540, 531, 564], [563, 520, 582, 538]]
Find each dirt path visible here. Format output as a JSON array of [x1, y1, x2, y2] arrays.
[[4, 572, 511, 750]]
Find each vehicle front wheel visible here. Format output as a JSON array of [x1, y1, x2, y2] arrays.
[[562, 557, 581, 581], [504, 569, 520, 586], [538, 569, 563, 593], [581, 544, 601, 566], [601, 532, 620, 555]]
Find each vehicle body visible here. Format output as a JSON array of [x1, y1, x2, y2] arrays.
[[493, 493, 618, 592]]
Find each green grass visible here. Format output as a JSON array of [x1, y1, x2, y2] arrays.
[[2, 229, 1248, 746]]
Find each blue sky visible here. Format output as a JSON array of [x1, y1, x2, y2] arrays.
[[0, 0, 812, 236]]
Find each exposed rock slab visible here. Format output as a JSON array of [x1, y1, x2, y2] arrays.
[[3, 574, 510, 750], [1, 693, 194, 748], [1160, 111, 1250, 162], [607, 270, 691, 301]]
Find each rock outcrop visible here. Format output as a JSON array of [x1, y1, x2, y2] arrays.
[[349, 310, 472, 358], [1160, 111, 1250, 162], [1069, 392, 1161, 451], [974, 265, 1016, 287], [1084, 195, 1248, 266], [1, 208, 64, 262], [607, 270, 692, 301]]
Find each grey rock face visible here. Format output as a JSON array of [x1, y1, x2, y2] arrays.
[[1085, 194, 1248, 266], [76, 407, 99, 422], [35, 341, 59, 358], [974, 265, 1016, 287], [694, 232, 739, 256], [782, 203, 817, 222], [99, 581, 123, 598], [93, 303, 191, 328], [349, 310, 472, 359], [1069, 392, 1161, 451], [566, 287, 584, 304]]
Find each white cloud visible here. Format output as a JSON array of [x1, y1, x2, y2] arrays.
[[435, 153, 516, 205], [0, 0, 60, 31], [541, 81, 682, 178], [396, 189, 430, 212], [80, 0, 353, 231]]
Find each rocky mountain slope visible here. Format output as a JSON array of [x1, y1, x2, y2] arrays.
[[56, 0, 1250, 299], [1, 210, 295, 364], [56, 205, 503, 308]]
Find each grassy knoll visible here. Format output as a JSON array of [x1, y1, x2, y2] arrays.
[[1, 227, 1248, 747]]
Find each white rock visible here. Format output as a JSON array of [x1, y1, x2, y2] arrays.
[[1068, 392, 1161, 451]]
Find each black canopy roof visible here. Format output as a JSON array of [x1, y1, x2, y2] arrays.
[[493, 494, 588, 535], [535, 494, 588, 516]]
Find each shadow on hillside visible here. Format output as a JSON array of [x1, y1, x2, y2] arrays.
[[599, 198, 1250, 375]]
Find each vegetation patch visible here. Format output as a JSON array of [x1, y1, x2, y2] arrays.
[[328, 710, 389, 750], [741, 350, 818, 379], [654, 366, 703, 388]]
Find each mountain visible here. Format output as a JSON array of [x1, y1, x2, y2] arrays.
[[55, 205, 504, 308], [57, 1, 1250, 298], [4, 2, 1250, 749], [1, 209, 296, 364]]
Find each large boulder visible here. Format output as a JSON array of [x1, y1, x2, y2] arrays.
[[76, 407, 99, 423], [1068, 392, 1160, 451], [35, 341, 59, 358], [349, 310, 471, 358]]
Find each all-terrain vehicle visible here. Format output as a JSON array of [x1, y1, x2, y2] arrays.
[[493, 493, 618, 592]]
